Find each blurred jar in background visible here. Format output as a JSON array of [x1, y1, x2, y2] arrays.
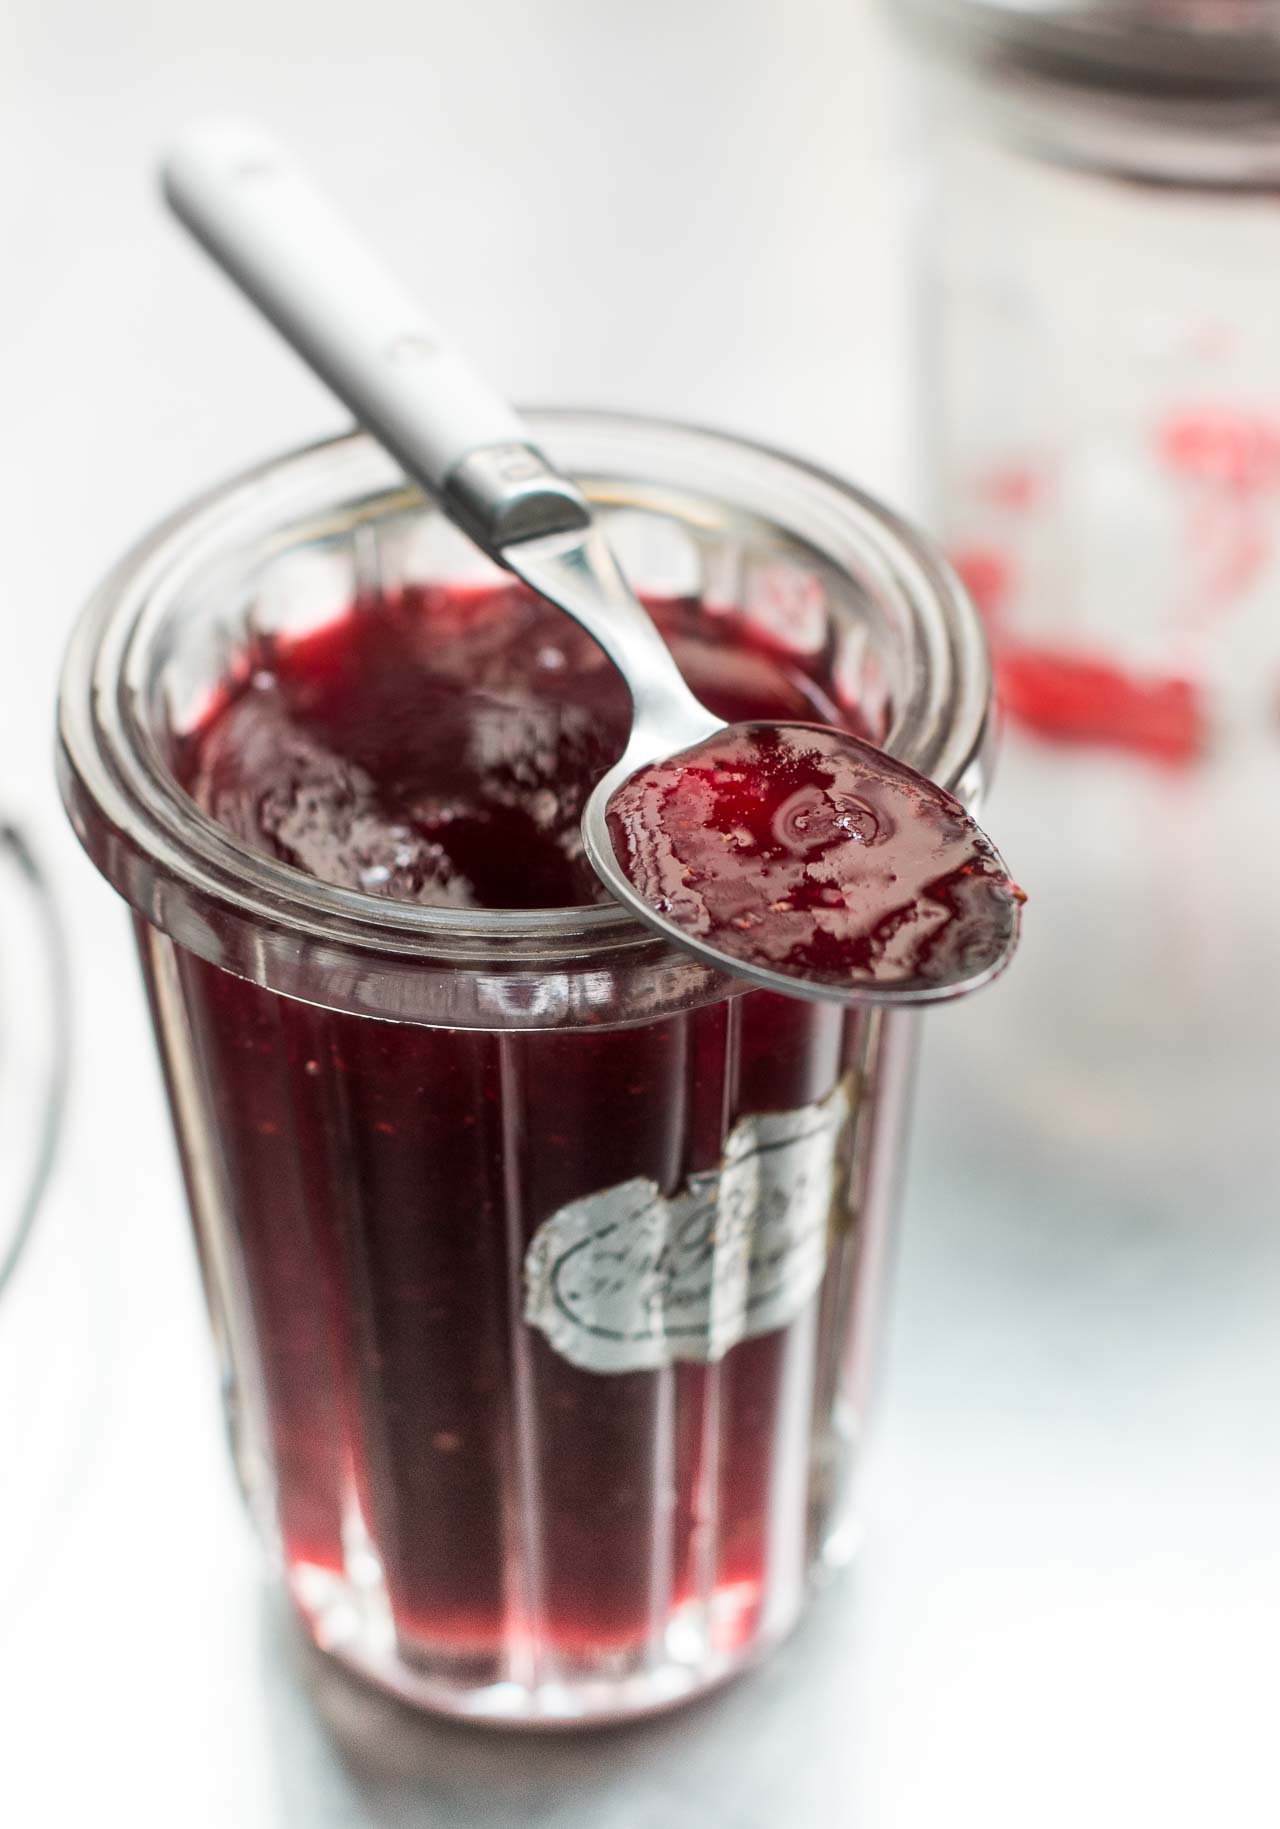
[[896, 0, 1280, 765]]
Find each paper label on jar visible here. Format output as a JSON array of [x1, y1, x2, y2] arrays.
[[523, 1078, 852, 1374]]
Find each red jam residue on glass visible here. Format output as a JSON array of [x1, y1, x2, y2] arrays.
[[950, 406, 1280, 767], [606, 723, 1023, 993]]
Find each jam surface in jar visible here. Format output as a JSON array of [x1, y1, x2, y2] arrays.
[[183, 582, 864, 909], [166, 579, 892, 1675]]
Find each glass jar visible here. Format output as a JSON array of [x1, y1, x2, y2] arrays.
[[57, 413, 992, 1725], [897, 0, 1280, 761]]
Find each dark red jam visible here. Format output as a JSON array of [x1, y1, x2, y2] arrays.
[[606, 723, 1023, 993], [160, 580, 889, 1668], [182, 583, 866, 908]]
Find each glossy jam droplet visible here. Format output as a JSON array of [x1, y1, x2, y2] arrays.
[[606, 723, 1024, 995]]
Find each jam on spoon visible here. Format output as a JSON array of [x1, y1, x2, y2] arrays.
[[606, 724, 1024, 999]]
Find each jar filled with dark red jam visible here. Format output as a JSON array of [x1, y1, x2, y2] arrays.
[[58, 414, 993, 1725]]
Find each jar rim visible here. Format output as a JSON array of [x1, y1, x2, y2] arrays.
[[898, 0, 1280, 112], [58, 411, 992, 975]]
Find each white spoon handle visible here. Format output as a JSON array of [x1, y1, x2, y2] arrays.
[[162, 120, 587, 551]]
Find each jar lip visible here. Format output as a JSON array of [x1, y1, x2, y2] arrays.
[[899, 0, 1280, 109], [58, 411, 991, 965]]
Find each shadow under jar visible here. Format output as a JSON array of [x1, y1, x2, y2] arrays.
[[57, 413, 993, 1726]]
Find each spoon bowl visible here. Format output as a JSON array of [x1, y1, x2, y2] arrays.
[[581, 723, 1022, 1008]]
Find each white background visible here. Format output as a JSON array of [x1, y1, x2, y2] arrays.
[[2, 2, 1279, 1825]]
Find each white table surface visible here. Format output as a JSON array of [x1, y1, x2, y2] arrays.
[[2, 3, 1279, 1824]]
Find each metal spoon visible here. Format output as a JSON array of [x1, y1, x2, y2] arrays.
[[162, 120, 1021, 1006]]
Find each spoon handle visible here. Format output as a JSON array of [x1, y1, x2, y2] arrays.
[[162, 120, 589, 553]]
